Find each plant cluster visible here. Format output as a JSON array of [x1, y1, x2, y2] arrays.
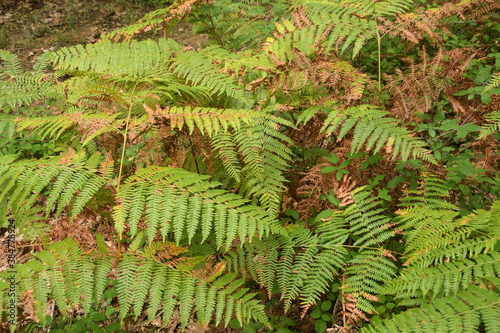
[[1, 0, 499, 332]]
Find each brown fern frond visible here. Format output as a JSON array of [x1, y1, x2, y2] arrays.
[[380, 0, 500, 45], [343, 293, 369, 327], [295, 156, 359, 221], [21, 290, 37, 323], [291, 8, 312, 29], [386, 47, 479, 123], [109, 0, 212, 41]]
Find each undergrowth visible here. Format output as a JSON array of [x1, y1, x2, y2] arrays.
[[1, 0, 499, 332]]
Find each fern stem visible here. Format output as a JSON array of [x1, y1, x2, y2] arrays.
[[188, 138, 201, 174], [207, 14, 224, 47], [116, 83, 138, 257], [341, 274, 347, 328], [319, 244, 404, 256], [117, 86, 138, 193], [375, 23, 382, 103]]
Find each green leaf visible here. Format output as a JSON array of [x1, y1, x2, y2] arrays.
[[321, 166, 337, 173], [285, 209, 300, 220], [387, 176, 406, 188], [326, 153, 339, 164], [316, 210, 334, 222], [105, 307, 115, 317], [310, 308, 322, 319], [315, 319, 327, 333], [321, 300, 332, 311]]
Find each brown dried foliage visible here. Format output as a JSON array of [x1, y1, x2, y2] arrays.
[[379, 0, 500, 45], [385, 47, 478, 122], [386, 44, 500, 174]]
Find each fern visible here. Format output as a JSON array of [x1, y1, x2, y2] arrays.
[[341, 250, 398, 314], [0, 114, 17, 144], [481, 73, 500, 96], [359, 199, 500, 332], [227, 217, 350, 312], [51, 39, 183, 77], [0, 51, 60, 108], [264, 0, 414, 59], [165, 106, 262, 136], [2, 1, 499, 331], [236, 113, 294, 214], [102, 7, 171, 41], [293, 0, 413, 18], [0, 152, 107, 220], [385, 252, 500, 299], [1, 238, 269, 329], [399, 174, 458, 210], [113, 166, 285, 247], [0, 238, 112, 324], [479, 111, 500, 139], [320, 104, 435, 163], [170, 50, 249, 103], [15, 115, 76, 141], [345, 186, 394, 247], [360, 286, 500, 333], [397, 191, 499, 268], [102, 0, 209, 41]]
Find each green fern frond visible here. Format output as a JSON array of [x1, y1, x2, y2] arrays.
[[479, 111, 500, 138], [165, 106, 262, 136], [103, 0, 207, 42], [51, 39, 183, 77], [113, 166, 285, 248], [345, 187, 393, 247], [267, 0, 413, 59], [293, 0, 413, 18], [267, 16, 369, 60], [116, 253, 270, 329], [234, 114, 294, 213], [4, 239, 271, 330], [170, 50, 248, 102], [321, 104, 435, 163], [4, 238, 113, 325], [397, 198, 499, 268], [117, 254, 152, 320], [204, 113, 293, 214], [0, 152, 107, 218], [212, 132, 242, 182], [481, 73, 500, 95], [399, 174, 457, 210], [0, 114, 17, 143], [397, 207, 462, 262], [16, 112, 122, 146], [0, 51, 60, 108], [413, 236, 499, 270], [264, 25, 318, 61], [16, 115, 75, 141], [396, 207, 497, 268], [360, 286, 500, 333], [385, 252, 500, 300], [296, 105, 323, 126], [200, 46, 274, 81], [342, 250, 398, 314], [226, 224, 348, 312], [299, 248, 347, 307], [0, 51, 23, 78], [103, 7, 169, 41]]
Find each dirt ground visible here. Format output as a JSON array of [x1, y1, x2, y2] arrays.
[[0, 0, 207, 67]]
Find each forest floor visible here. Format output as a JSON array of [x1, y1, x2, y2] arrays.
[[0, 0, 207, 67]]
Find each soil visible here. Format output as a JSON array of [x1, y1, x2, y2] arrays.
[[0, 0, 207, 68]]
